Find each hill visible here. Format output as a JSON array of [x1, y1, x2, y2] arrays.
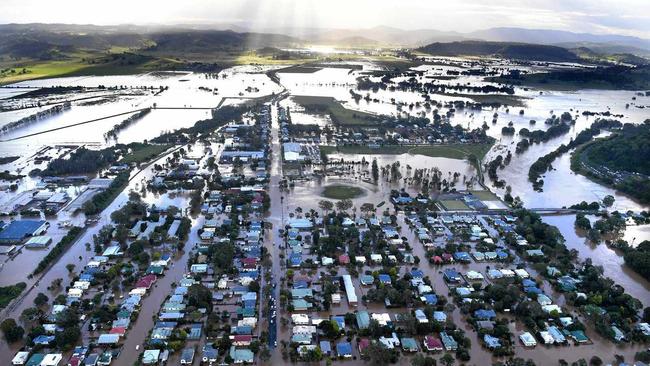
[[468, 27, 650, 52], [571, 47, 649, 66], [492, 65, 650, 90], [146, 30, 298, 55], [0, 25, 303, 84], [572, 121, 650, 203], [417, 41, 580, 62]]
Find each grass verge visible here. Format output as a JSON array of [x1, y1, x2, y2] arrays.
[[322, 184, 365, 199], [439, 200, 472, 211], [0, 282, 27, 309], [121, 144, 172, 165], [321, 143, 493, 160], [293, 96, 380, 127]]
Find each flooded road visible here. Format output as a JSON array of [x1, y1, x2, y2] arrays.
[[0, 146, 183, 365]]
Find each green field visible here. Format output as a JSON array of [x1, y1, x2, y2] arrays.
[[0, 59, 90, 84], [293, 96, 380, 127], [435, 92, 528, 107], [439, 199, 472, 211], [275, 65, 323, 73], [488, 66, 650, 91], [321, 184, 365, 199], [321, 143, 493, 160], [0, 156, 20, 165], [121, 144, 172, 164], [0, 54, 188, 85], [469, 190, 501, 201]]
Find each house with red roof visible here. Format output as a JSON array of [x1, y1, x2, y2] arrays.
[[231, 334, 253, 346], [423, 335, 443, 352], [241, 258, 258, 271], [135, 274, 157, 289], [357, 338, 370, 353], [110, 326, 127, 336]]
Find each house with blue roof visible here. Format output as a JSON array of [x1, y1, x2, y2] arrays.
[[290, 253, 302, 267], [378, 274, 392, 285], [443, 269, 461, 283], [558, 276, 578, 292], [229, 346, 254, 364], [401, 337, 419, 352], [547, 326, 566, 343], [422, 294, 438, 305], [521, 279, 536, 287], [433, 311, 447, 322], [525, 286, 542, 295], [320, 340, 332, 356], [392, 196, 413, 205], [360, 275, 374, 286], [33, 335, 55, 345], [410, 269, 424, 278], [292, 299, 312, 311], [484, 334, 501, 349], [332, 315, 346, 329], [290, 287, 312, 298], [336, 342, 352, 358], [440, 332, 458, 351], [232, 326, 253, 335], [454, 251, 471, 262], [474, 309, 497, 320], [0, 220, 48, 244], [355, 311, 370, 329]]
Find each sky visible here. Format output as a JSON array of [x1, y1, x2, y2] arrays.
[[1, 0, 649, 38]]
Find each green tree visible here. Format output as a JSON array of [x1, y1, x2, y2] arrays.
[[602, 195, 615, 207], [441, 353, 455, 366], [319, 200, 334, 214], [372, 158, 379, 181], [318, 320, 340, 339], [360, 342, 396, 366], [336, 199, 353, 212], [187, 284, 212, 312], [1, 318, 24, 342], [412, 354, 437, 366], [34, 292, 49, 307]]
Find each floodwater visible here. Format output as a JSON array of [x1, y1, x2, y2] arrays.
[[0, 67, 283, 156], [275, 61, 649, 211], [0, 146, 196, 365], [0, 59, 649, 365], [543, 215, 650, 307]]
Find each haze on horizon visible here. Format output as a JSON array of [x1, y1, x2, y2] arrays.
[[2, 0, 649, 39]]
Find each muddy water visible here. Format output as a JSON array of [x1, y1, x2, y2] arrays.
[[113, 214, 203, 366], [0, 146, 184, 365], [1, 61, 649, 365], [276, 62, 650, 212], [0, 67, 283, 156], [285, 153, 477, 212], [543, 215, 650, 307]]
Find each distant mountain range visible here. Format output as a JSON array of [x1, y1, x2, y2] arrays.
[[0, 23, 648, 62], [255, 25, 650, 53], [417, 41, 581, 62]]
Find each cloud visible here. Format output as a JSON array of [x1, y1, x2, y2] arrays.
[[0, 0, 647, 38]]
